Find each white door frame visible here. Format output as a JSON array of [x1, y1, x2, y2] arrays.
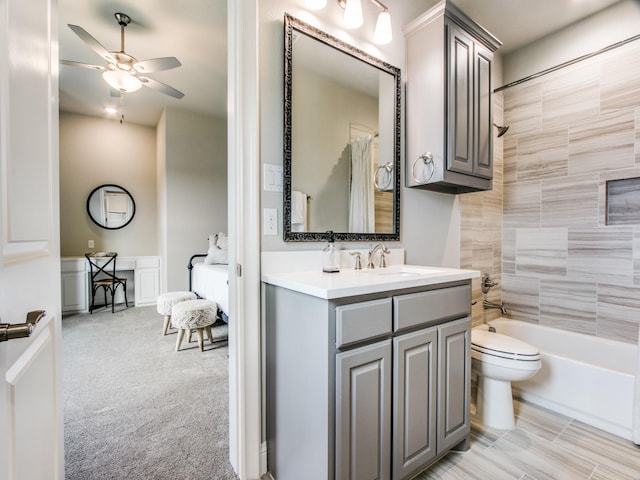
[[227, 0, 262, 478]]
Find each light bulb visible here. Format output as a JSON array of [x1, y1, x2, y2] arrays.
[[343, 0, 363, 29], [305, 0, 327, 9], [373, 10, 392, 45], [102, 70, 142, 93]]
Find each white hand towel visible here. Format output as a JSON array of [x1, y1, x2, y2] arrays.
[[291, 190, 307, 231]]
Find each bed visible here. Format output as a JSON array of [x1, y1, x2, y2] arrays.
[[188, 254, 229, 323]]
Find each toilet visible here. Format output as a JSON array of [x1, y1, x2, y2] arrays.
[[471, 328, 541, 430]]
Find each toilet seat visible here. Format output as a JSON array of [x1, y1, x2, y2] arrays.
[[471, 329, 540, 363]]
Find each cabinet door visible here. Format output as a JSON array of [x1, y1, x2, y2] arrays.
[[393, 328, 438, 480], [336, 340, 391, 480], [135, 268, 160, 306], [473, 42, 493, 179], [61, 271, 88, 313], [446, 22, 474, 176], [437, 317, 471, 453]]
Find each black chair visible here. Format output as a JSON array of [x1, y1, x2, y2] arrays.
[[85, 252, 129, 313]]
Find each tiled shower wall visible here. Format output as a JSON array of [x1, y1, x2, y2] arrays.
[[501, 39, 640, 344], [460, 93, 505, 328]]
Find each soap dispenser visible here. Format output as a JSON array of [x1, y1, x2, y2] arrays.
[[322, 230, 340, 273]]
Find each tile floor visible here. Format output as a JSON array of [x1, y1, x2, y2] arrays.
[[415, 399, 640, 480]]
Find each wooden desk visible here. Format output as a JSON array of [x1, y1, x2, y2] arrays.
[[61, 256, 161, 314]]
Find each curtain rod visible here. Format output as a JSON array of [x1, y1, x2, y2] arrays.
[[495, 33, 640, 93]]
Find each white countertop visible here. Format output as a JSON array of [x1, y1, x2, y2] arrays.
[[262, 265, 480, 299]]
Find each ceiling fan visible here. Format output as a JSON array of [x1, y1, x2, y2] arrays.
[[61, 12, 184, 99]]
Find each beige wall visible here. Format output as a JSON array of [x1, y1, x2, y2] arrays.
[[159, 108, 228, 292], [260, 0, 465, 269], [59, 112, 158, 257]]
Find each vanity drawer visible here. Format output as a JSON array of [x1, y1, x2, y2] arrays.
[[393, 285, 470, 331], [336, 298, 392, 348]]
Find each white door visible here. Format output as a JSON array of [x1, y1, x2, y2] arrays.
[[0, 0, 64, 479]]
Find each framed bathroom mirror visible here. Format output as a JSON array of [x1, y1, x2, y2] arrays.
[[283, 14, 401, 242], [86, 184, 136, 230]]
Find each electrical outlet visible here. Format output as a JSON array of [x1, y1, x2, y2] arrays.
[[263, 208, 278, 236], [88, 239, 95, 248]]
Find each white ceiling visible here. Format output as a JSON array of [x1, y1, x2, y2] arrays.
[[58, 0, 622, 127], [59, 0, 227, 127]]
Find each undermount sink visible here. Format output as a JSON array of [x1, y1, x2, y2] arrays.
[[363, 266, 444, 276]]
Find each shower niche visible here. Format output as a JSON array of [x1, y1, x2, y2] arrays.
[[405, 0, 501, 194]]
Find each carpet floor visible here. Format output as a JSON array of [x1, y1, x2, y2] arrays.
[[62, 305, 238, 480]]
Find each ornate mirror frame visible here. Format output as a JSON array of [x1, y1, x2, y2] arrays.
[[283, 14, 401, 242]]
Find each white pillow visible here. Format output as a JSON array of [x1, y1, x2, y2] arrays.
[[204, 232, 228, 265]]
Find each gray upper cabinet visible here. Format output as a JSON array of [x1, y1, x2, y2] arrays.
[[405, 1, 501, 194]]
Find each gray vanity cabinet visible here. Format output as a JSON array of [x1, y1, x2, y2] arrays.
[[405, 1, 501, 194], [265, 281, 471, 480]]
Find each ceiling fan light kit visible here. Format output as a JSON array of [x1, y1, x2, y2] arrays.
[[62, 12, 184, 99]]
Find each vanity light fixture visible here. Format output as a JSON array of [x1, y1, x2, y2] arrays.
[[335, 0, 393, 45]]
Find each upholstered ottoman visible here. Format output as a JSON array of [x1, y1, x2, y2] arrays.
[[157, 291, 197, 336], [171, 299, 217, 352]]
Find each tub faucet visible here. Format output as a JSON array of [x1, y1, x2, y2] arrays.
[[483, 299, 508, 315], [367, 243, 390, 269]]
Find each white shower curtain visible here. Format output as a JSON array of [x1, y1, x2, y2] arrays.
[[633, 326, 640, 444], [348, 135, 375, 233]]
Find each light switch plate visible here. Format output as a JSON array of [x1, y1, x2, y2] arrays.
[[263, 164, 283, 192], [264, 208, 278, 235]]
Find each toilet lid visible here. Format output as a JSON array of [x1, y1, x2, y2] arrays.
[[471, 329, 540, 361]]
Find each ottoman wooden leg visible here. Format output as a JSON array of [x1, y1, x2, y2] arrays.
[[162, 315, 171, 336], [176, 329, 186, 352], [205, 325, 213, 344], [196, 328, 205, 352]]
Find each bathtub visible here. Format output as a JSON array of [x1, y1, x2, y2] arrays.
[[479, 318, 637, 440]]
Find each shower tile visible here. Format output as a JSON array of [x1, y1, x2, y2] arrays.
[[502, 274, 540, 322], [517, 126, 568, 181], [601, 41, 640, 113], [503, 228, 516, 275], [567, 227, 634, 285], [503, 136, 518, 185], [504, 182, 541, 229], [504, 81, 542, 137], [489, 427, 597, 479], [636, 108, 640, 165], [539, 280, 597, 335], [515, 228, 567, 278], [597, 283, 640, 342], [634, 227, 640, 286], [542, 63, 600, 128], [554, 420, 640, 479], [541, 173, 599, 228], [568, 110, 635, 176]]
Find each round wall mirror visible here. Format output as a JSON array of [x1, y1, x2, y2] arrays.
[[86, 184, 136, 230]]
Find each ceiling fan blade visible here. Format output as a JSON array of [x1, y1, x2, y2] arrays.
[[133, 57, 182, 73], [68, 24, 116, 63], [138, 76, 185, 99], [60, 59, 105, 71]]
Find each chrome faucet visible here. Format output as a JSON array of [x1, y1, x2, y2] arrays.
[[367, 243, 390, 269], [483, 299, 508, 315]]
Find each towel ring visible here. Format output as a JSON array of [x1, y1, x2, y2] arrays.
[[374, 162, 394, 191], [411, 152, 434, 184]]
